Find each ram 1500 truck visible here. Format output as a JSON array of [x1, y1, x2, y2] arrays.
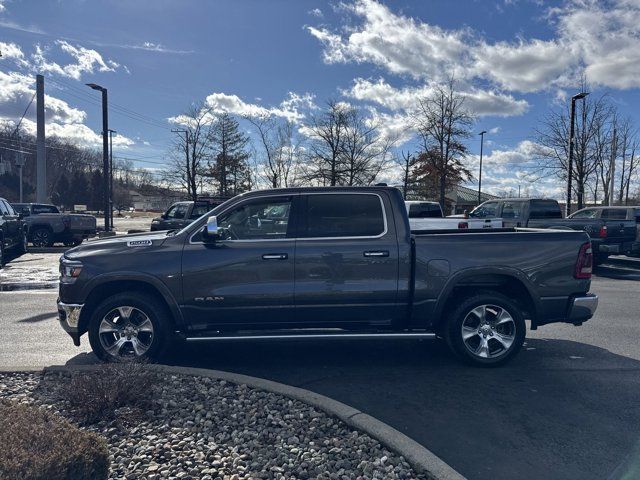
[[470, 198, 636, 263], [13, 203, 97, 247], [57, 186, 598, 366]]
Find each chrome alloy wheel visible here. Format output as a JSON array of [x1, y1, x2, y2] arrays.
[[98, 306, 154, 358], [461, 304, 516, 359]]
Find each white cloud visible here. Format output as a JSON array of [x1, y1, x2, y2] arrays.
[[344, 78, 528, 117], [31, 40, 123, 80], [169, 92, 317, 126], [0, 41, 28, 67], [308, 8, 323, 18], [308, 0, 640, 93]]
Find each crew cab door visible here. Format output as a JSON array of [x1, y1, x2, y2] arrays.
[[0, 200, 20, 248], [180, 194, 297, 329], [294, 192, 400, 326]]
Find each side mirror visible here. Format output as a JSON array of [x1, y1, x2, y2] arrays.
[[17, 213, 23, 220], [202, 215, 219, 243], [161, 213, 168, 220]]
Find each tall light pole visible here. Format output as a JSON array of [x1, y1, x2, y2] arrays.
[[566, 91, 589, 216], [108, 129, 116, 229], [478, 130, 487, 205], [86, 83, 110, 232]]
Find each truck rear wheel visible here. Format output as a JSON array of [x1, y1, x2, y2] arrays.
[[88, 293, 171, 362], [444, 292, 526, 367], [31, 227, 53, 247]]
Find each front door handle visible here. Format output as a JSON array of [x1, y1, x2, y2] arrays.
[[363, 250, 389, 257], [262, 253, 288, 260]]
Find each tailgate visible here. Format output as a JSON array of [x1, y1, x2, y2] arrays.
[[69, 215, 97, 231], [605, 220, 636, 243]]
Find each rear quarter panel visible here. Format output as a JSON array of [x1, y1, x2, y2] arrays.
[[411, 229, 591, 328]]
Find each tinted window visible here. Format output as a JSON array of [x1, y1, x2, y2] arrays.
[[302, 194, 385, 238], [530, 200, 562, 219], [601, 209, 627, 220], [470, 202, 498, 218], [167, 204, 188, 219], [571, 209, 598, 219], [32, 204, 59, 214], [191, 203, 210, 219], [634, 209, 640, 223], [217, 197, 291, 240], [408, 203, 442, 218], [0, 200, 9, 215], [13, 204, 30, 216], [501, 201, 523, 219], [4, 202, 15, 215]]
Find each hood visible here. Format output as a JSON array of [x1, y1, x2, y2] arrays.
[[64, 231, 170, 260]]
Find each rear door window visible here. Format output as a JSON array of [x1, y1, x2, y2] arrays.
[[530, 200, 562, 219], [32, 204, 59, 214], [601, 209, 627, 220], [190, 204, 210, 219], [570, 209, 598, 219], [501, 201, 523, 219], [301, 194, 385, 238], [408, 203, 442, 218]]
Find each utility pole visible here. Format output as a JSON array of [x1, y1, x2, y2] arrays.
[[86, 83, 110, 232], [108, 129, 116, 229], [609, 127, 617, 206], [36, 74, 46, 203], [478, 130, 487, 205], [566, 92, 589, 216]]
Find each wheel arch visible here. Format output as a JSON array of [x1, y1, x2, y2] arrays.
[[433, 267, 539, 329], [78, 274, 184, 335], [27, 223, 53, 238]]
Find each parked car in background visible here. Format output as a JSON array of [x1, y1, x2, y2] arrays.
[[58, 186, 597, 367], [469, 198, 637, 263], [12, 203, 97, 247], [568, 206, 640, 259], [0, 198, 28, 266], [150, 200, 222, 232], [406, 201, 502, 230]]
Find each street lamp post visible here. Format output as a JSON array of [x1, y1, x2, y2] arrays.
[[86, 83, 110, 232], [566, 92, 589, 216], [108, 129, 116, 229], [478, 130, 487, 205]]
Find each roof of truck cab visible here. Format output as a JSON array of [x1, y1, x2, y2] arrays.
[[234, 186, 400, 197]]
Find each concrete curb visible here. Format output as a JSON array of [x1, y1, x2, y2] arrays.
[[32, 364, 465, 480]]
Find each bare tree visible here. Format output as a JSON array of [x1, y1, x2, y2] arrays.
[[246, 116, 302, 188], [340, 108, 395, 186], [167, 103, 214, 201], [303, 100, 350, 186], [535, 92, 613, 209], [412, 79, 475, 208]]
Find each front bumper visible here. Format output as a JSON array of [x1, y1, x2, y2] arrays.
[[568, 294, 598, 324], [57, 299, 83, 346]]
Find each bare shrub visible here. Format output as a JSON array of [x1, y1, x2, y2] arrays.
[[52, 362, 160, 425], [0, 400, 109, 480]]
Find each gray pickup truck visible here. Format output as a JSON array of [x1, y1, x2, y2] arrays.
[[470, 198, 637, 263], [57, 186, 597, 366], [13, 203, 97, 247]]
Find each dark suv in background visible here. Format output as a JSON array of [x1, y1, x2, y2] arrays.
[[150, 199, 226, 231], [0, 197, 27, 266]]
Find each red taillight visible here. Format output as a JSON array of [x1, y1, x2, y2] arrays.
[[598, 225, 607, 238], [574, 242, 593, 279], [458, 222, 469, 229]]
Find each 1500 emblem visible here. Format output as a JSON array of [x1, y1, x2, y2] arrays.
[[127, 239, 153, 247]]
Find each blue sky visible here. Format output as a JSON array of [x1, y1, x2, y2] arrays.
[[2, 0, 640, 197]]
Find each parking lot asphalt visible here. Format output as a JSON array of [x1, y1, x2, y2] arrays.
[[0, 256, 639, 480]]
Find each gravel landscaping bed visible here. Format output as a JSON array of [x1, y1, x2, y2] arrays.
[[0, 369, 428, 480]]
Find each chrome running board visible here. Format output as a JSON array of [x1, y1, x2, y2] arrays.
[[185, 332, 437, 342]]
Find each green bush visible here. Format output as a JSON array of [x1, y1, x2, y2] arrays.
[[53, 362, 160, 424], [0, 400, 109, 480]]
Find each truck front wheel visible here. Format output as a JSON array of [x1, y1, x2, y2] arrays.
[[88, 293, 171, 362], [444, 292, 526, 367]]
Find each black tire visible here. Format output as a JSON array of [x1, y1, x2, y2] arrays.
[[31, 227, 53, 247], [444, 291, 526, 367], [16, 231, 28, 255], [63, 239, 82, 248], [593, 254, 608, 266], [88, 292, 172, 362]]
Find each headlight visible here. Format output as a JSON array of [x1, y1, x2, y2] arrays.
[[60, 258, 83, 283], [152, 220, 160, 224]]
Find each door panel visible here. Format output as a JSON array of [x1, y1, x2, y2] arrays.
[[294, 193, 400, 325], [180, 195, 296, 329]]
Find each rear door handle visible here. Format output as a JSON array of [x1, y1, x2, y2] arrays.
[[262, 253, 288, 260], [363, 250, 389, 257]]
